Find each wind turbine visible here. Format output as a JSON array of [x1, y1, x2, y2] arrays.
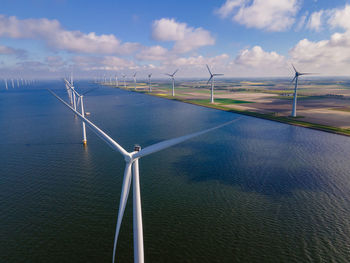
[[165, 69, 178, 96], [290, 64, 313, 117], [206, 64, 223, 104], [64, 79, 98, 145], [115, 74, 119, 87], [11, 79, 14, 89], [4, 79, 8, 90], [48, 88, 240, 263], [122, 74, 127, 88], [133, 72, 137, 90], [148, 73, 152, 92]]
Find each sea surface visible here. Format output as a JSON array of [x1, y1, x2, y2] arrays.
[[1, 81, 350, 262]]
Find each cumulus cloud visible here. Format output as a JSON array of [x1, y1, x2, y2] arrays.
[[215, 0, 300, 31], [152, 18, 215, 53], [0, 44, 26, 58], [0, 15, 140, 55], [289, 31, 350, 74], [136, 45, 171, 61], [307, 10, 324, 31], [164, 54, 230, 67], [72, 56, 136, 71], [235, 46, 285, 67], [328, 4, 350, 30]]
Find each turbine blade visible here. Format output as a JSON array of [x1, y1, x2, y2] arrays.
[[207, 76, 213, 84], [291, 76, 297, 83], [82, 87, 98, 95], [299, 72, 316, 75], [213, 74, 224, 76], [112, 161, 133, 263], [48, 89, 129, 157], [173, 69, 179, 76], [165, 73, 171, 77], [133, 118, 241, 159], [206, 64, 212, 76], [292, 64, 297, 73]]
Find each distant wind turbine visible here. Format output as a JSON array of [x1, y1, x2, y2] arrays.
[[206, 64, 223, 104], [115, 74, 119, 87], [4, 79, 8, 90], [122, 74, 126, 88], [133, 72, 137, 90], [290, 64, 314, 117], [48, 88, 240, 263], [64, 79, 98, 145], [11, 79, 14, 89], [148, 73, 152, 92], [165, 69, 178, 96]]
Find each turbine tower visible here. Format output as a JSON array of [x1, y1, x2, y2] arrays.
[[11, 79, 14, 89], [148, 73, 152, 92], [115, 74, 119, 87], [291, 64, 313, 117], [165, 69, 178, 96], [4, 79, 8, 90], [206, 64, 223, 104], [133, 72, 137, 90], [122, 74, 126, 88], [48, 88, 240, 263], [64, 79, 98, 145]]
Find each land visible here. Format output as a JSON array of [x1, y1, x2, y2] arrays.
[[102, 78, 350, 136]]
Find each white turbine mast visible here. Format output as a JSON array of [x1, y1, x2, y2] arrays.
[[165, 69, 178, 96], [115, 74, 119, 87], [148, 73, 152, 92], [122, 74, 126, 88], [48, 88, 240, 263], [290, 64, 313, 117], [11, 79, 14, 89], [63, 78, 99, 145], [133, 72, 137, 90], [206, 64, 224, 104], [4, 79, 8, 90]]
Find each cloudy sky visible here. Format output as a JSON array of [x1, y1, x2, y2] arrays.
[[1, 0, 350, 79]]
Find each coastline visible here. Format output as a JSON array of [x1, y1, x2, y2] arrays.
[[107, 85, 350, 137]]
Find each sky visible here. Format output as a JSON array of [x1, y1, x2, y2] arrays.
[[1, 0, 350, 79]]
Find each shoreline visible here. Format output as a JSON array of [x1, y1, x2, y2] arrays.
[[107, 85, 350, 137]]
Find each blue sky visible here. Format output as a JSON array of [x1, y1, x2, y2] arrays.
[[1, 0, 350, 78]]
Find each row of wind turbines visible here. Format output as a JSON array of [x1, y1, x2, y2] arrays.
[[98, 65, 223, 105], [2, 78, 35, 89], [49, 77, 240, 263], [98, 64, 310, 117]]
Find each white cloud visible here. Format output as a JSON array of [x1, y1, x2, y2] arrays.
[[307, 10, 324, 31], [235, 46, 285, 67], [0, 44, 27, 58], [165, 54, 230, 67], [216, 0, 300, 31], [328, 4, 350, 30], [152, 18, 215, 53], [295, 12, 308, 31], [289, 31, 350, 74], [73, 56, 136, 71], [136, 45, 170, 61], [0, 15, 140, 55]]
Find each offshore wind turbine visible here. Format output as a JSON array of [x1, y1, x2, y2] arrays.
[[64, 78, 98, 145], [206, 64, 223, 104], [115, 74, 119, 87], [4, 79, 8, 90], [48, 88, 239, 263], [122, 74, 126, 88], [165, 69, 178, 96], [133, 72, 137, 90], [11, 79, 14, 89], [290, 64, 313, 117], [148, 73, 152, 92]]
